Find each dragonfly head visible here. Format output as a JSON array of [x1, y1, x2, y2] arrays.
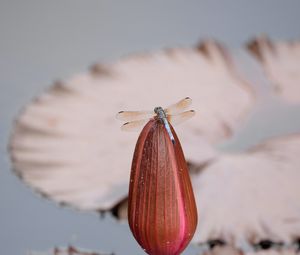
[[154, 106, 167, 120], [154, 106, 162, 113]]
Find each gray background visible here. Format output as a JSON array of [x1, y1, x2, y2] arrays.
[[1, 1, 300, 254]]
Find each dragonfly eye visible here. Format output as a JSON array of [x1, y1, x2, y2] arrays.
[[154, 106, 164, 115]]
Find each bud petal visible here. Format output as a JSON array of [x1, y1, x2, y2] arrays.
[[128, 119, 198, 255]]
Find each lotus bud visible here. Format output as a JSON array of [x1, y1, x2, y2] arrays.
[[128, 119, 198, 255]]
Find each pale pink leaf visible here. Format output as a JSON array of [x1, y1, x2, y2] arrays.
[[193, 134, 300, 246], [9, 41, 254, 212], [247, 36, 300, 104]]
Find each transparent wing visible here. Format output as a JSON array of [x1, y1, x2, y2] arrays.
[[168, 110, 195, 125], [121, 119, 150, 131], [116, 110, 155, 122], [165, 97, 192, 115]]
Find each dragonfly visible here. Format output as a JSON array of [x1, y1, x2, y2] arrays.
[[116, 97, 195, 144]]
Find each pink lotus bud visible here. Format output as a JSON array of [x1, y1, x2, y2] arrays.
[[128, 119, 198, 255]]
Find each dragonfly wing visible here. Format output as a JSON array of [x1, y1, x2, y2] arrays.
[[165, 97, 192, 115], [168, 110, 195, 126], [116, 110, 155, 122], [121, 119, 150, 131]]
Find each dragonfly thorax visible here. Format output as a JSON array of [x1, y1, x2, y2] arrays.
[[154, 106, 167, 121]]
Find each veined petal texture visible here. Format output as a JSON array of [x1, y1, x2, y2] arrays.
[[128, 119, 197, 255]]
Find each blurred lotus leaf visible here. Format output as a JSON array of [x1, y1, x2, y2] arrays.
[[9, 40, 254, 212], [8, 38, 300, 254], [247, 36, 300, 104], [201, 245, 298, 255], [29, 246, 114, 255], [193, 134, 300, 246]]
